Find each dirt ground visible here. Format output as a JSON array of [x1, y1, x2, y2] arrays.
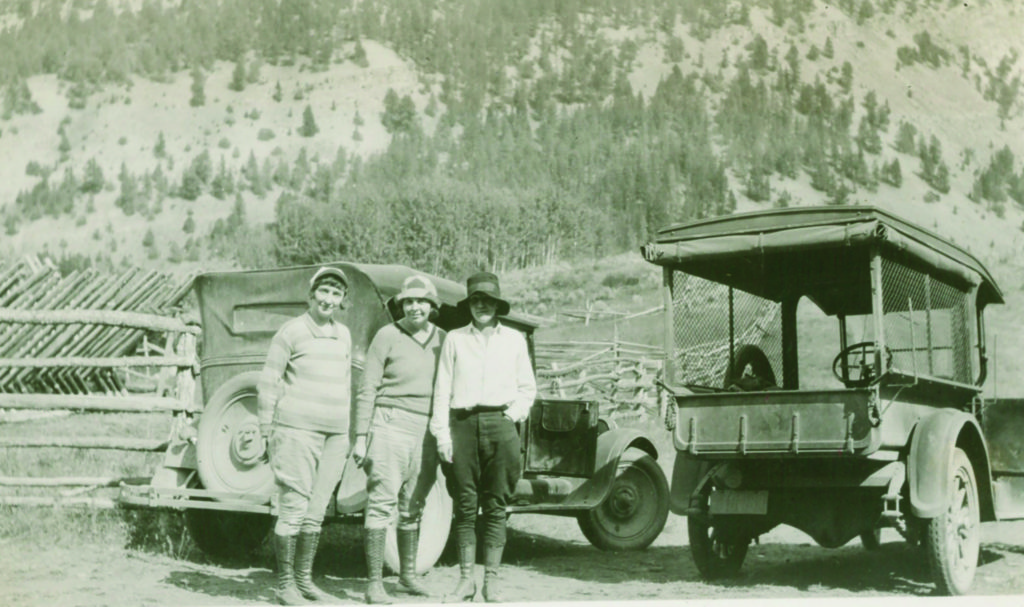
[[3, 510, 1024, 607]]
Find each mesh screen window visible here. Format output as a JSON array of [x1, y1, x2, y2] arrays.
[[880, 258, 971, 384], [669, 271, 782, 388]]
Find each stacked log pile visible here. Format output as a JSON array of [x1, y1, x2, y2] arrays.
[[534, 340, 664, 423], [0, 256, 194, 395]]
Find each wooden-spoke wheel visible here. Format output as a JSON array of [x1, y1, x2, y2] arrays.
[[688, 490, 749, 579], [926, 448, 980, 596]]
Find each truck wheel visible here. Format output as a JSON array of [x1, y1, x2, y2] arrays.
[[577, 448, 669, 551], [688, 489, 749, 579], [860, 528, 881, 550], [195, 371, 276, 497], [185, 507, 271, 560], [925, 448, 980, 596], [383, 471, 453, 575], [184, 474, 272, 560]]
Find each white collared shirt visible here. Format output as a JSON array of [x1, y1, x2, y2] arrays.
[[429, 321, 537, 446]]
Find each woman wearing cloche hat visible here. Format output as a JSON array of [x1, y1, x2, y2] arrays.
[[430, 271, 537, 603], [352, 274, 446, 603], [258, 266, 351, 605]]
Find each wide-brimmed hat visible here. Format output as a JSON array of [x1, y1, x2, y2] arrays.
[[457, 271, 511, 316], [395, 274, 440, 309], [309, 266, 348, 290]]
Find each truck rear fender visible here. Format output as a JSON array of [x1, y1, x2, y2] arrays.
[[558, 427, 657, 510], [907, 408, 995, 521], [669, 452, 712, 516]]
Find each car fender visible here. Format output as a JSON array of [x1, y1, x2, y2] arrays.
[[907, 408, 994, 521], [558, 427, 658, 510]]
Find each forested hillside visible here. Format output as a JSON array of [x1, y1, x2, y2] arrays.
[[1, 0, 1023, 281]]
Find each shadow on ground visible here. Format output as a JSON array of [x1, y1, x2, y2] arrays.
[[155, 519, 1021, 601], [499, 528, 960, 596]]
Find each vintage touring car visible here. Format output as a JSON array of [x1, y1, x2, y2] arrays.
[[119, 262, 669, 572]]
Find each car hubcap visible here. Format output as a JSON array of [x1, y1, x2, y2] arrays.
[[231, 422, 264, 466], [608, 484, 639, 519]]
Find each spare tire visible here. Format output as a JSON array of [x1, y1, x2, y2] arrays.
[[195, 371, 276, 497], [722, 344, 776, 390]]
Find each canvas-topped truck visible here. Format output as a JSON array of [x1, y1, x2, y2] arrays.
[[642, 206, 1024, 595], [119, 263, 669, 573]]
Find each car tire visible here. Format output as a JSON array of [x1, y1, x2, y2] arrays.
[[926, 447, 980, 596], [688, 486, 749, 579], [184, 476, 272, 561], [195, 371, 276, 497], [577, 448, 669, 551]]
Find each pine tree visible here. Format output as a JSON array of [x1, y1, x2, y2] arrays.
[[381, 90, 417, 135], [154, 132, 167, 158], [179, 168, 202, 201], [352, 39, 368, 68], [228, 192, 247, 231], [230, 57, 246, 92], [190, 150, 213, 184], [881, 158, 902, 187], [190, 66, 206, 107], [273, 81, 283, 102], [856, 117, 882, 154], [748, 35, 769, 71], [299, 105, 319, 137], [81, 158, 105, 193], [838, 61, 854, 93], [894, 121, 917, 154], [117, 163, 137, 215]]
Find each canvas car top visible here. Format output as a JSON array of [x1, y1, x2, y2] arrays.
[[642, 206, 1003, 313], [193, 262, 537, 366]]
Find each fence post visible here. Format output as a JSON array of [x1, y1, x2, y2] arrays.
[[175, 328, 198, 414]]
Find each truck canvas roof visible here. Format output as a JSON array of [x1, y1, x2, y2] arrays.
[[642, 206, 1003, 313]]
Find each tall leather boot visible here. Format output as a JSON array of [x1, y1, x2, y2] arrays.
[[274, 534, 310, 606], [396, 527, 432, 596], [364, 528, 393, 604], [294, 531, 336, 602], [443, 542, 476, 603], [481, 544, 505, 603]]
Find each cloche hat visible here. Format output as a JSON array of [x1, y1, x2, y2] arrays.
[[395, 274, 441, 309], [309, 266, 348, 290]]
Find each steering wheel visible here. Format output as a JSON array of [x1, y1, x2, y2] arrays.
[[832, 341, 891, 388]]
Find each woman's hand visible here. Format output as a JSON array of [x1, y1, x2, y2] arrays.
[[352, 435, 368, 467], [437, 439, 453, 464]]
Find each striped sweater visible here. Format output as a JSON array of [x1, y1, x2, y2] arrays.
[[257, 312, 352, 434]]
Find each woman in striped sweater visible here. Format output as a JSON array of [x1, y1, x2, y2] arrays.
[[258, 266, 352, 605]]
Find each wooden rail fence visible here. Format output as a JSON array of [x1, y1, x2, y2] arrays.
[[535, 338, 665, 422], [0, 258, 196, 507]]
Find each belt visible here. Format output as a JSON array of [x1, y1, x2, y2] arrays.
[[452, 405, 508, 420]]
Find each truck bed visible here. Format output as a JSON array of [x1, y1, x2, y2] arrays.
[[672, 388, 879, 456]]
